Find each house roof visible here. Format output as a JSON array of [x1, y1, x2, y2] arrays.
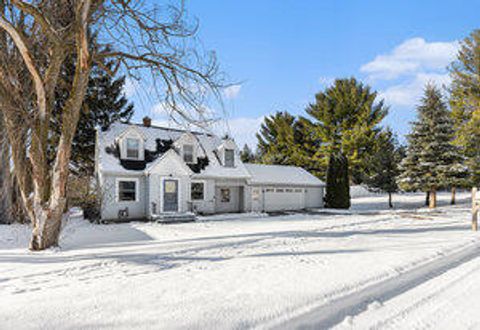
[[244, 164, 325, 187], [97, 122, 251, 178]]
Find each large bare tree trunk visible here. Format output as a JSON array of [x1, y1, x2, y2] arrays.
[[429, 188, 437, 209], [29, 5, 92, 250], [425, 191, 430, 206]]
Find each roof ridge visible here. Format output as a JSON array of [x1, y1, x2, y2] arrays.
[[128, 122, 213, 136], [245, 163, 301, 169]]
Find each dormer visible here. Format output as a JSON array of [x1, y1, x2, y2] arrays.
[[116, 126, 146, 161], [173, 132, 203, 164], [217, 138, 238, 168]]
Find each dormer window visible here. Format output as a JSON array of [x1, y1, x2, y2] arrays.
[[126, 138, 140, 159], [224, 149, 234, 167], [183, 144, 194, 163]]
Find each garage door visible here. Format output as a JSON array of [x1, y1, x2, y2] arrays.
[[263, 187, 305, 212]]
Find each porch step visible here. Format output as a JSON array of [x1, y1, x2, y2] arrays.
[[154, 213, 197, 224]]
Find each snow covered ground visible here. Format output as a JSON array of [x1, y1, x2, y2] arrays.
[[0, 192, 479, 329]]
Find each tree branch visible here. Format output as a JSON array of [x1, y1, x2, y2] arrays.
[[11, 0, 61, 44], [0, 13, 46, 119]]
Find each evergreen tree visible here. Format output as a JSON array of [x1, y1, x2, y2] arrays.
[[53, 59, 134, 177], [256, 112, 299, 165], [305, 78, 388, 183], [240, 144, 255, 163], [74, 63, 134, 176], [256, 112, 320, 173], [364, 128, 403, 208], [398, 84, 466, 208], [325, 151, 350, 209], [449, 29, 480, 187]]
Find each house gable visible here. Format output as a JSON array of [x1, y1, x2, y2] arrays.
[[146, 149, 193, 176], [217, 139, 239, 167], [116, 126, 146, 161]]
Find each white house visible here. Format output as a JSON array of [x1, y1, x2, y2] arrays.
[[95, 118, 325, 221]]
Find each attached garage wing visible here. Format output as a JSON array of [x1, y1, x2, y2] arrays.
[[245, 164, 325, 212]]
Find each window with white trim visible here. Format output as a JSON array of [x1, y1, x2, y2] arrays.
[[126, 138, 140, 159], [224, 149, 234, 167], [191, 182, 204, 200], [118, 180, 137, 202], [220, 188, 230, 202], [183, 144, 194, 163]]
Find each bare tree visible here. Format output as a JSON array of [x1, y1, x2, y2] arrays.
[[0, 0, 224, 250], [0, 111, 13, 224]]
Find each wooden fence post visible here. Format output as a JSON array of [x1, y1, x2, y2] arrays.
[[473, 187, 479, 232]]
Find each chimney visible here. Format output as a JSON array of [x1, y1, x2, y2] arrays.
[[143, 116, 152, 127]]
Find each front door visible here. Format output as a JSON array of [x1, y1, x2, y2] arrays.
[[163, 179, 179, 212]]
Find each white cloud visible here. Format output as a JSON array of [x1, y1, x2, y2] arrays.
[[360, 37, 459, 108], [380, 73, 451, 107], [361, 38, 459, 80], [223, 84, 242, 99]]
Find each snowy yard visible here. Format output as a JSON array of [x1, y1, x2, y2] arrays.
[[1, 192, 479, 329]]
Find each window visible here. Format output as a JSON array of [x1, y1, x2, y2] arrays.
[[183, 144, 194, 163], [286, 188, 293, 193], [276, 188, 284, 193], [252, 188, 260, 201], [126, 138, 140, 159], [191, 182, 204, 200], [224, 149, 234, 167], [295, 189, 302, 193], [220, 188, 230, 202], [118, 180, 137, 202], [265, 188, 274, 193]]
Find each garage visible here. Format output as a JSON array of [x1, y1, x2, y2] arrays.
[[245, 164, 325, 212], [263, 187, 305, 211]]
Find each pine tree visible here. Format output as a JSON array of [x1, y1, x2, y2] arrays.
[[305, 78, 388, 183], [325, 151, 350, 209], [398, 84, 465, 208], [363, 128, 403, 208], [74, 63, 134, 176], [240, 144, 255, 163], [256, 111, 300, 165], [449, 29, 480, 187], [53, 59, 134, 177]]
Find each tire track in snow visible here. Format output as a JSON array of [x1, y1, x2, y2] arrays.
[[268, 239, 480, 330], [359, 260, 480, 329]]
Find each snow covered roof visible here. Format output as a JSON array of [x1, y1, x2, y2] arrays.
[[97, 122, 251, 178], [245, 164, 325, 187]]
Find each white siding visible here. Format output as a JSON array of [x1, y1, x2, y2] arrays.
[[101, 175, 147, 220], [215, 186, 241, 213], [305, 187, 324, 208], [191, 179, 216, 214]]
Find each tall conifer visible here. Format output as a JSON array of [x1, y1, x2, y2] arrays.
[[399, 84, 466, 208]]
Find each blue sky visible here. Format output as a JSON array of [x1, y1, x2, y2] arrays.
[[127, 0, 479, 148]]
